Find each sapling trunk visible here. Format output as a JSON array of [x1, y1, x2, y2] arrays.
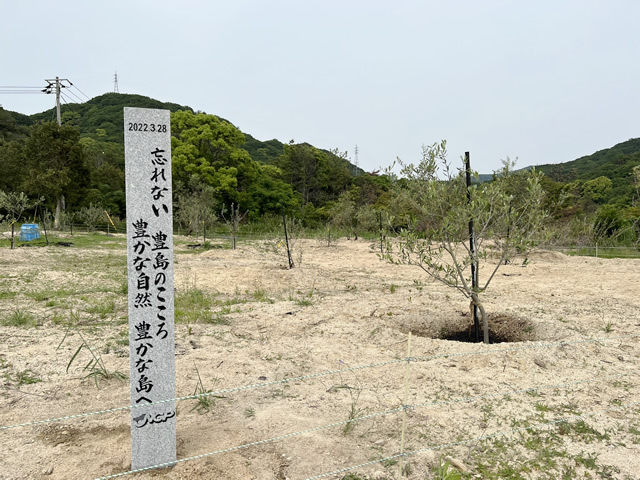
[[471, 293, 489, 344], [282, 213, 294, 269]]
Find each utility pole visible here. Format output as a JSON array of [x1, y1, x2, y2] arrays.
[[43, 77, 71, 126]]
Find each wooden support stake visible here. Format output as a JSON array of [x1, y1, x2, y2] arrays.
[[399, 332, 412, 477]]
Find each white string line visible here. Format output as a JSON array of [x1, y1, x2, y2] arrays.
[[1, 335, 633, 431], [410, 334, 638, 363], [0, 358, 402, 431], [93, 373, 634, 480], [304, 399, 640, 480]]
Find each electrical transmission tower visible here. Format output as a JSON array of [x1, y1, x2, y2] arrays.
[[354, 145, 359, 167], [114, 72, 119, 93]]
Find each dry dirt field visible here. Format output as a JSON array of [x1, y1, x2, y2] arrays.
[[1, 234, 639, 480]]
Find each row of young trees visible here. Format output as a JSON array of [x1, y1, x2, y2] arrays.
[[1, 105, 638, 248]]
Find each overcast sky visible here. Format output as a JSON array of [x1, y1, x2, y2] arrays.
[[1, 0, 638, 173]]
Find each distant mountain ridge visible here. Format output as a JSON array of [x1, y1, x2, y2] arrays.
[[534, 138, 640, 204], [2, 92, 364, 175], [2, 93, 637, 199]]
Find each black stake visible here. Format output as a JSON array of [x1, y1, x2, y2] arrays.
[[379, 211, 384, 254], [465, 152, 481, 342], [232, 204, 237, 250], [40, 214, 49, 246]]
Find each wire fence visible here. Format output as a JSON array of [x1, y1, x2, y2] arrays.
[[2, 334, 638, 479], [6, 222, 640, 257], [547, 244, 640, 259]]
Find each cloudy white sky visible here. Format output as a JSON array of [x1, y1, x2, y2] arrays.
[[1, 0, 638, 173]]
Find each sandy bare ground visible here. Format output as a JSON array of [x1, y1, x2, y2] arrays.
[[1, 236, 639, 480]]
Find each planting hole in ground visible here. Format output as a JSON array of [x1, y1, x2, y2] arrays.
[[406, 312, 537, 343]]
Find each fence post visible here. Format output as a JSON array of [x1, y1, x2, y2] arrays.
[[399, 332, 412, 477]]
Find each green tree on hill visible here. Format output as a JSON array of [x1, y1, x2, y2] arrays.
[[171, 110, 296, 218], [23, 122, 89, 229]]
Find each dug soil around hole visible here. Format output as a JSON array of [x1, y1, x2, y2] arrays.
[[398, 310, 538, 343]]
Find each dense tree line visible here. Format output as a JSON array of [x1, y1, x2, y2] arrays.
[[1, 93, 638, 244], [0, 99, 389, 231]]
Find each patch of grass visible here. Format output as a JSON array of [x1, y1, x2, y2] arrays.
[[434, 459, 462, 480], [389, 283, 397, 293], [557, 420, 610, 443], [602, 321, 615, 333], [251, 288, 274, 304], [1, 309, 36, 327], [205, 311, 232, 325], [535, 402, 551, 412], [0, 356, 11, 370], [115, 330, 129, 346], [190, 365, 224, 414], [58, 327, 126, 388], [85, 299, 117, 319], [0, 290, 17, 300], [10, 369, 42, 386], [62, 232, 127, 250], [26, 289, 55, 302], [118, 278, 128, 295], [574, 451, 598, 469], [470, 413, 622, 479], [294, 296, 314, 307], [175, 286, 217, 324], [244, 407, 256, 418]]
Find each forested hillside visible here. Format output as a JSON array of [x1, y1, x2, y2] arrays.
[[537, 138, 640, 207], [0, 93, 638, 245], [0, 93, 385, 231]]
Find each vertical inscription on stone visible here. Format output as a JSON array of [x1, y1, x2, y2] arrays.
[[124, 107, 176, 470]]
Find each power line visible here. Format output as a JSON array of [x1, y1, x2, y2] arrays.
[[0, 85, 47, 95], [63, 88, 84, 104], [0, 90, 46, 94], [68, 82, 91, 101], [60, 92, 76, 109]]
